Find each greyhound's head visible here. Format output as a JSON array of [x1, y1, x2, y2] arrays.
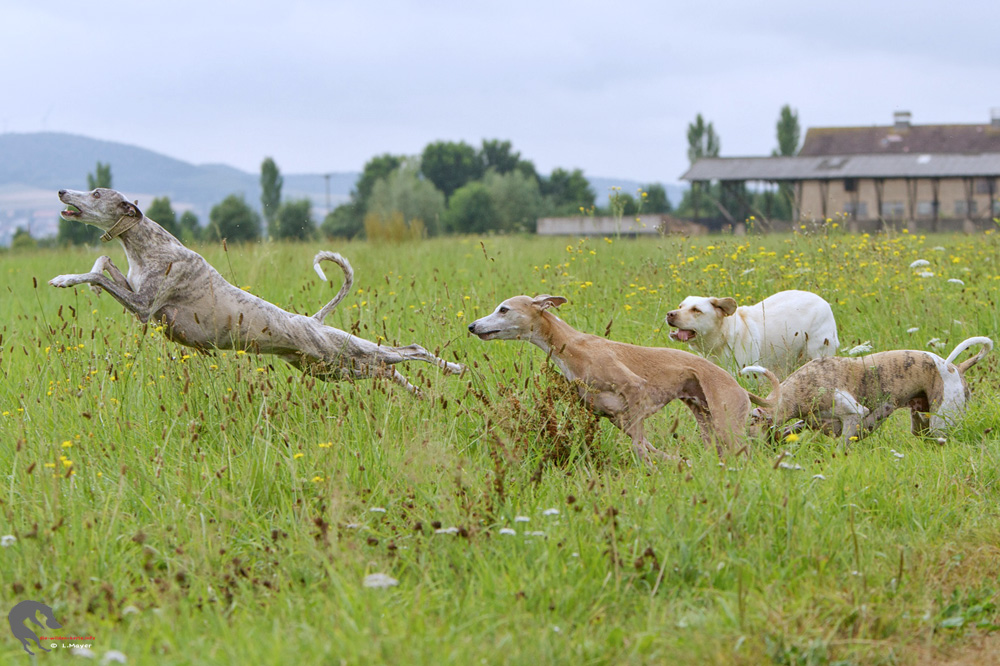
[[665, 295, 738, 343], [468, 295, 567, 341], [59, 188, 142, 235]]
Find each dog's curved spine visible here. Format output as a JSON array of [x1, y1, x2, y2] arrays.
[[740, 364, 781, 408], [945, 336, 993, 373], [311, 252, 354, 323]]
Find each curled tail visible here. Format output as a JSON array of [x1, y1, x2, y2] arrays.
[[311, 251, 354, 323], [945, 336, 993, 374], [740, 365, 781, 408]]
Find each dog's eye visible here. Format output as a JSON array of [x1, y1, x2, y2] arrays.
[[93, 191, 101, 199], [498, 306, 509, 314]]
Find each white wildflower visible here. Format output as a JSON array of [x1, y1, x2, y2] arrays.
[[812, 474, 826, 480], [345, 523, 363, 529], [525, 531, 547, 537], [363, 573, 399, 589], [101, 651, 128, 665], [121, 605, 140, 615], [778, 462, 804, 471], [906, 327, 919, 333], [1, 535, 15, 547], [369, 507, 386, 513], [932, 246, 946, 252], [514, 515, 530, 523], [909, 259, 930, 268], [741, 268, 756, 276], [927, 338, 944, 350], [499, 527, 516, 536], [848, 342, 873, 356], [890, 449, 905, 459], [542, 508, 560, 517], [71, 647, 96, 658], [947, 278, 965, 286], [435, 527, 460, 535], [917, 271, 934, 278]]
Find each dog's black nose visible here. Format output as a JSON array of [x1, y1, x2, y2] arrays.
[[467, 324, 475, 333], [58, 189, 67, 196]]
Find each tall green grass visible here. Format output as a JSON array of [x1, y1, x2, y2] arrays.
[[2, 229, 999, 664]]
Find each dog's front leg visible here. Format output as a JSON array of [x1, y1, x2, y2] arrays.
[[49, 272, 153, 321], [85, 256, 131, 295]]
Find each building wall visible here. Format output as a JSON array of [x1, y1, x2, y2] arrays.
[[799, 177, 999, 226]]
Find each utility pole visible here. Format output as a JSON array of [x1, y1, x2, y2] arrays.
[[324, 174, 331, 214]]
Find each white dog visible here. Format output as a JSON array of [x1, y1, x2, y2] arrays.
[[666, 290, 838, 378]]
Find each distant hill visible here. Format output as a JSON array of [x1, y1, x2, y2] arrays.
[[0, 132, 686, 244]]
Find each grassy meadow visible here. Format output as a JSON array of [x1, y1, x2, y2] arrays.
[[2, 226, 1000, 664]]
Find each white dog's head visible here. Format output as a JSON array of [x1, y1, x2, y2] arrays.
[[665, 295, 738, 344]]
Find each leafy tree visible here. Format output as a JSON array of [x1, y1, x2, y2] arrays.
[[368, 162, 446, 236], [321, 203, 364, 239], [206, 194, 262, 243], [771, 104, 800, 220], [260, 157, 283, 227], [11, 227, 37, 252], [354, 154, 404, 211], [88, 162, 113, 190], [641, 184, 672, 213], [270, 198, 316, 241], [483, 169, 543, 232], [421, 141, 482, 200], [686, 114, 720, 164], [686, 114, 721, 217], [775, 104, 801, 157], [443, 182, 500, 234], [146, 196, 179, 237], [479, 139, 522, 174], [179, 210, 201, 242], [59, 161, 112, 245], [541, 168, 595, 214]]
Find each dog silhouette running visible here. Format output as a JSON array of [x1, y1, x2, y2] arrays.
[[8, 600, 63, 656]]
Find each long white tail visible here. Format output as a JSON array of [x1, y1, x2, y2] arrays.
[[740, 364, 781, 408], [945, 336, 993, 374], [311, 252, 354, 323]]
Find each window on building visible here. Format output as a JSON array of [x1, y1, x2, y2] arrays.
[[916, 201, 933, 217], [881, 201, 905, 218], [843, 178, 858, 192], [955, 200, 978, 216], [975, 178, 994, 195], [843, 202, 868, 219]]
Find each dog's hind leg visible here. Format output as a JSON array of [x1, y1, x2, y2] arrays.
[[381, 343, 464, 375]]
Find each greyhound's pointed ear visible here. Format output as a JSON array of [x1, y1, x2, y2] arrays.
[[711, 297, 738, 316], [532, 295, 568, 310], [121, 200, 142, 218]]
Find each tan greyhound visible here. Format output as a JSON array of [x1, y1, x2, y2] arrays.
[[468, 294, 764, 461]]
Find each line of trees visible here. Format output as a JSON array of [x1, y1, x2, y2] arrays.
[[41, 110, 801, 249]]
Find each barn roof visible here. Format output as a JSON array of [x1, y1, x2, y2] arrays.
[[799, 123, 1000, 156]]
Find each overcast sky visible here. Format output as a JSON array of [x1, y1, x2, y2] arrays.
[[3, 1, 998, 188]]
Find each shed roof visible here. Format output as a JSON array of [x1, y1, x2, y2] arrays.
[[681, 153, 1000, 182]]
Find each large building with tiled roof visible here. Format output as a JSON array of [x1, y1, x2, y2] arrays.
[[682, 110, 1000, 231]]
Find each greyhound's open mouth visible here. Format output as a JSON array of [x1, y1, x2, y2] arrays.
[[472, 330, 500, 340], [670, 329, 696, 342], [61, 205, 81, 219]]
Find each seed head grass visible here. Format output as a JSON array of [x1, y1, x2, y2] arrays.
[[2, 231, 999, 663]]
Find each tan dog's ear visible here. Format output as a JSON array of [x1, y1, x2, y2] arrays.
[[710, 297, 738, 316], [532, 295, 568, 310]]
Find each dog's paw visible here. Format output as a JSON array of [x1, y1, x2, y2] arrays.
[[444, 361, 465, 375], [49, 274, 83, 288]]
